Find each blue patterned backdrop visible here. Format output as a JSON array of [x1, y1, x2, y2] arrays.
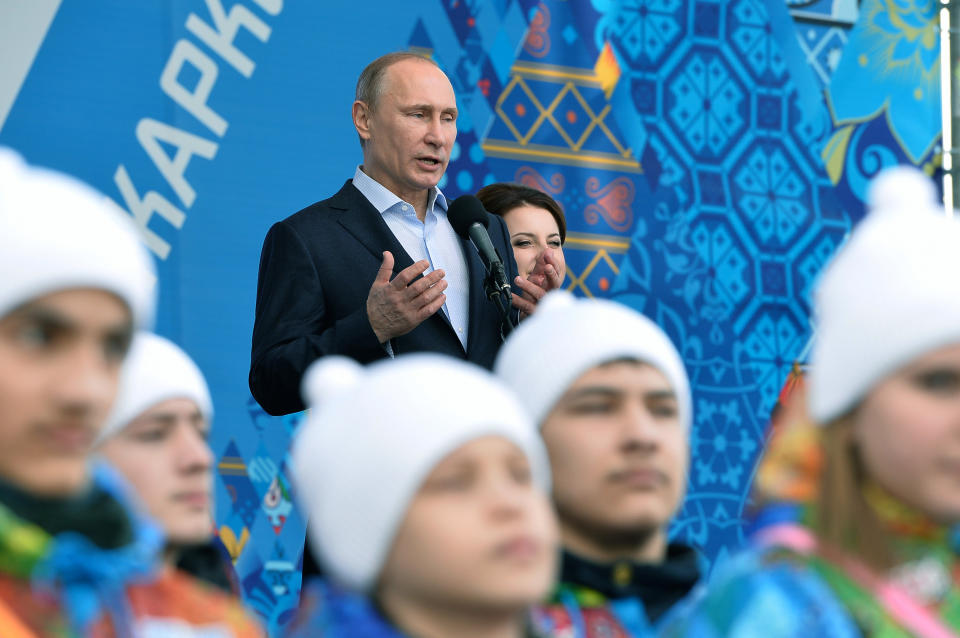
[[0, 0, 942, 634]]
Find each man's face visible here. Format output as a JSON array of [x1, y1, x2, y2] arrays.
[[541, 361, 688, 548], [0, 289, 132, 497], [355, 59, 458, 201], [99, 398, 214, 546]]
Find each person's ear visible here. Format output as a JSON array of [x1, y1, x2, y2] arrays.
[[353, 100, 373, 143]]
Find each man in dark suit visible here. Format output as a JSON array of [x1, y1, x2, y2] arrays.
[[250, 52, 558, 417]]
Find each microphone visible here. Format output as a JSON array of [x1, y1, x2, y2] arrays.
[[448, 195, 516, 334], [448, 195, 508, 289]]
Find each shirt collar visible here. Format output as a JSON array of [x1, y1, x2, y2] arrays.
[[353, 165, 448, 217]]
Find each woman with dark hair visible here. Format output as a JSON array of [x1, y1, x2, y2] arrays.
[[477, 183, 567, 307]]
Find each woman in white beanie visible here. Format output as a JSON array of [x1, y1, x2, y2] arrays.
[[495, 290, 699, 636], [0, 149, 261, 637], [661, 167, 960, 638], [286, 354, 559, 638]]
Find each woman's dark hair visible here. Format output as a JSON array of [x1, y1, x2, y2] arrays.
[[475, 182, 567, 244]]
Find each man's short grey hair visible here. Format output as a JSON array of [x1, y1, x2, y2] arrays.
[[355, 51, 439, 112]]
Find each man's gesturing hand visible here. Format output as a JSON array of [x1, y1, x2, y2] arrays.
[[367, 251, 447, 344]]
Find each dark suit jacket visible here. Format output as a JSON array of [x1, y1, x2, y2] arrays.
[[249, 180, 520, 415]]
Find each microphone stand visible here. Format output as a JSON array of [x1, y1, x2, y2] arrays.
[[483, 256, 516, 341]]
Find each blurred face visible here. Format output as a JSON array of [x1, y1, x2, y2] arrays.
[[378, 436, 558, 615], [354, 59, 457, 204], [503, 205, 566, 282], [542, 362, 687, 557], [853, 343, 960, 524], [99, 398, 214, 545], [0, 289, 132, 497]]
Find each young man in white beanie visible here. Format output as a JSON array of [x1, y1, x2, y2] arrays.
[[495, 290, 700, 636], [0, 149, 261, 637], [96, 331, 243, 595], [286, 354, 560, 638]]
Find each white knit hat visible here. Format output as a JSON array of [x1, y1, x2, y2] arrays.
[[292, 354, 550, 592], [809, 166, 960, 423], [0, 148, 154, 327], [494, 290, 692, 429], [97, 332, 213, 443]]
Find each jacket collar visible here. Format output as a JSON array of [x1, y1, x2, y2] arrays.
[[0, 464, 163, 633], [330, 180, 415, 274], [330, 180, 479, 351], [557, 543, 702, 623]]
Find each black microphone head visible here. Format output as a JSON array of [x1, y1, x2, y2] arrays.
[[448, 195, 489, 239]]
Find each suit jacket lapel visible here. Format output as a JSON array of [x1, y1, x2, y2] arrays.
[[331, 181, 415, 274], [332, 180, 459, 337]]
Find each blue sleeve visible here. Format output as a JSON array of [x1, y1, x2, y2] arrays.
[[284, 580, 405, 638], [657, 552, 862, 638]]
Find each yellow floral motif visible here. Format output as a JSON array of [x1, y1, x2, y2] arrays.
[[874, 0, 938, 77], [826, 0, 940, 163]]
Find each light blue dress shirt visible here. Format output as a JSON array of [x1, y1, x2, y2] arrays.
[[352, 166, 470, 351]]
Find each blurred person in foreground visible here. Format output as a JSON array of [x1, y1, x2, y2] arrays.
[[496, 290, 700, 636], [0, 148, 261, 637], [96, 331, 240, 595], [660, 167, 960, 637], [286, 354, 560, 638]]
